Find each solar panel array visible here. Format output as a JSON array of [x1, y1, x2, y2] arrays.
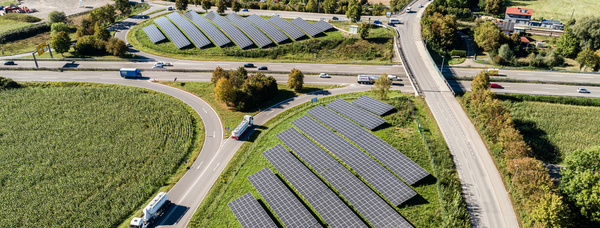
[[143, 24, 167, 43], [263, 145, 367, 227], [226, 13, 272, 48], [154, 16, 191, 49], [166, 12, 212, 48], [290, 17, 322, 37], [204, 12, 254, 49], [307, 105, 430, 185], [277, 128, 412, 228], [327, 98, 387, 130], [228, 193, 278, 228], [246, 14, 289, 44], [267, 16, 306, 40], [183, 10, 231, 47], [293, 116, 416, 206], [312, 20, 335, 33], [248, 168, 321, 228], [352, 95, 395, 116]]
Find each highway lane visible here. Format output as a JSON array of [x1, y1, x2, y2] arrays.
[[450, 80, 600, 98], [447, 67, 600, 84], [398, 1, 519, 227]]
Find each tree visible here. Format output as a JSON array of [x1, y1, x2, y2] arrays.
[[201, 0, 212, 12], [474, 21, 504, 51], [528, 193, 570, 228], [372, 73, 392, 99], [48, 11, 67, 23], [555, 27, 580, 58], [471, 70, 490, 92], [572, 16, 600, 50], [485, 0, 504, 15], [211, 66, 228, 83], [560, 146, 600, 223], [358, 22, 370, 39], [288, 68, 304, 91], [51, 22, 70, 36], [106, 37, 128, 56], [51, 31, 71, 56], [497, 43, 513, 62], [576, 48, 599, 71], [421, 9, 457, 51], [214, 77, 237, 106], [114, 0, 131, 15], [93, 22, 110, 41], [74, 35, 99, 55], [323, 0, 337, 14], [89, 4, 116, 26], [216, 0, 226, 14], [306, 0, 318, 13], [176, 0, 189, 11], [346, 0, 361, 23], [526, 52, 537, 67], [235, 66, 248, 81], [232, 1, 241, 13]]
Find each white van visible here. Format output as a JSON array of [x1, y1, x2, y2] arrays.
[[390, 18, 400, 24], [406, 7, 412, 13]]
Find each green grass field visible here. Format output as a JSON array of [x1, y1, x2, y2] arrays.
[[0, 15, 38, 34], [1, 31, 50, 56], [506, 0, 600, 22], [0, 82, 202, 227], [188, 91, 469, 227]]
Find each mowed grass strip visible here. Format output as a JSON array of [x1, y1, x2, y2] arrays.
[[507, 0, 600, 22], [0, 83, 199, 227]]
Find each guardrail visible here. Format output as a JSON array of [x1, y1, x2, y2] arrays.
[[394, 29, 422, 96]]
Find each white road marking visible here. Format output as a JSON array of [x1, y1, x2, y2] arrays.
[[196, 161, 204, 170], [517, 73, 532, 76], [213, 131, 215, 138], [213, 163, 220, 171], [41, 77, 57, 79], [202, 108, 207, 113], [579, 76, 593, 79]]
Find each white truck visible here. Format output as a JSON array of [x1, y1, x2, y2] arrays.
[[130, 192, 171, 228], [357, 74, 400, 84], [231, 115, 253, 140]]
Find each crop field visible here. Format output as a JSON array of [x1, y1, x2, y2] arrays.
[[0, 83, 200, 227], [189, 91, 469, 227], [506, 0, 600, 22]]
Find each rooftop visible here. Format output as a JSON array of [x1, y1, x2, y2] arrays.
[[506, 7, 533, 16]]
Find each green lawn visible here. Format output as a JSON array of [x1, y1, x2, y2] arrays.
[[0, 17, 34, 34], [1, 31, 50, 56], [0, 82, 202, 227], [506, 0, 600, 22], [188, 91, 469, 227]]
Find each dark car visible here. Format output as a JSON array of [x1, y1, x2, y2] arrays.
[[490, 83, 502, 88], [243, 63, 254, 68], [258, 66, 268, 70], [3, 60, 15, 65], [373, 20, 382, 25], [332, 16, 339, 20], [242, 8, 248, 12]]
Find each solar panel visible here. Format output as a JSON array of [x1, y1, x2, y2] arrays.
[[277, 128, 412, 228], [267, 16, 305, 40], [326, 98, 387, 130], [263, 145, 367, 227], [142, 24, 166, 43], [183, 10, 231, 47], [307, 105, 430, 185], [154, 16, 192, 49], [290, 17, 322, 37], [352, 95, 395, 116], [246, 14, 289, 44], [166, 12, 212, 48], [204, 11, 254, 49], [226, 13, 272, 48], [228, 193, 278, 228], [312, 20, 335, 33], [248, 168, 321, 228], [292, 116, 416, 206]]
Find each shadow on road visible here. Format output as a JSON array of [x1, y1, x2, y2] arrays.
[[152, 204, 189, 227], [62, 62, 79, 68]]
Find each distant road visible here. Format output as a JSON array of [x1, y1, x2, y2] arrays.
[[447, 68, 600, 84], [450, 80, 600, 98]]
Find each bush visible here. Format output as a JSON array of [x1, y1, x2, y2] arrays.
[[106, 37, 128, 56], [51, 22, 70, 36], [2, 13, 42, 23], [0, 22, 50, 44], [48, 11, 67, 23], [74, 35, 106, 55], [450, 49, 467, 57], [0, 76, 19, 90]]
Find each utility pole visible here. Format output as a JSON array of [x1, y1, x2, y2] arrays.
[[508, 164, 519, 193], [440, 55, 445, 73]]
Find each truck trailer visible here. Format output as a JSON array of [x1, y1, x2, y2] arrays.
[[130, 192, 170, 228], [120, 68, 142, 78], [357, 74, 379, 84], [231, 115, 253, 140]]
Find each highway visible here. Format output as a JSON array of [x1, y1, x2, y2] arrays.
[[397, 1, 519, 227], [446, 68, 600, 84], [450, 80, 600, 98]]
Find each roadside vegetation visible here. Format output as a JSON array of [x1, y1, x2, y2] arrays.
[[0, 79, 202, 227], [188, 91, 469, 227], [0, 13, 41, 34]]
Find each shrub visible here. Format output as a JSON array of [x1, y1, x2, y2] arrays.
[[0, 22, 50, 44], [2, 13, 41, 23], [450, 49, 467, 57], [0, 76, 19, 89], [106, 37, 128, 56], [51, 22, 70, 36], [288, 68, 304, 91], [48, 10, 67, 23]]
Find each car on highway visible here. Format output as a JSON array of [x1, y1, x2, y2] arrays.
[[490, 83, 502, 88], [389, 18, 400, 24], [332, 16, 339, 20], [373, 20, 382, 25], [578, 88, 590, 93], [319, 73, 330, 78], [243, 63, 254, 68], [258, 66, 268, 70], [3, 60, 15, 65], [272, 13, 279, 17], [419, 4, 423, 7], [242, 8, 248, 12]]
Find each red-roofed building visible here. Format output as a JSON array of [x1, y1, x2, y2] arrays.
[[505, 7, 533, 24]]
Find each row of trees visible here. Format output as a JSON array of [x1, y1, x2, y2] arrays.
[[212, 67, 278, 111]]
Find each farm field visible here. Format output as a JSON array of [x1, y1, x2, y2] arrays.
[[0, 82, 201, 227], [500, 94, 600, 163], [188, 91, 469, 228], [506, 0, 600, 22]]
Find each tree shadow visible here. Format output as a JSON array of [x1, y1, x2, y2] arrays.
[[512, 119, 561, 163]]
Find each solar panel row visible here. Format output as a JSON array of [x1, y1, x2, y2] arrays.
[[226, 13, 272, 48], [267, 16, 306, 40], [166, 12, 212, 48], [228, 193, 278, 228], [326, 98, 386, 130], [307, 105, 430, 185], [205, 12, 254, 49], [246, 14, 289, 44], [248, 168, 322, 228], [142, 24, 167, 43], [352, 95, 395, 116], [277, 128, 412, 228], [154, 16, 191, 49], [182, 10, 231, 47], [290, 17, 322, 37], [263, 145, 367, 227], [312, 20, 335, 33]]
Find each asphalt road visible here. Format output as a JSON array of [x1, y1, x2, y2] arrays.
[[451, 80, 600, 98], [397, 1, 519, 227], [447, 67, 600, 84]]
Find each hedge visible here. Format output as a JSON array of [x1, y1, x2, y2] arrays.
[[0, 22, 51, 44], [450, 49, 467, 57]]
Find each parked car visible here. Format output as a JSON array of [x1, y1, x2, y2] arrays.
[[258, 66, 268, 70], [332, 16, 339, 20], [490, 83, 502, 88], [243, 63, 255, 68], [578, 88, 590, 93], [167, 6, 174, 11], [373, 20, 382, 25], [319, 73, 330, 78], [242, 8, 248, 12], [3, 60, 15, 65], [389, 18, 400, 24]]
